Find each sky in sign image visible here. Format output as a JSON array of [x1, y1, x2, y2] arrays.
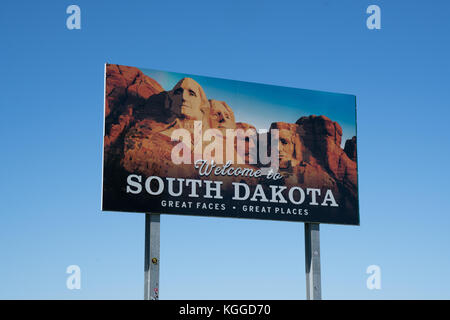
[[0, 0, 450, 299]]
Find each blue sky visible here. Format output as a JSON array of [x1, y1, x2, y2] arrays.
[[1, 0, 450, 299]]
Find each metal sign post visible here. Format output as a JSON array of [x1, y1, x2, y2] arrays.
[[304, 223, 321, 300], [144, 213, 160, 300]]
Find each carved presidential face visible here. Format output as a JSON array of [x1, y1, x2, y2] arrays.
[[235, 123, 257, 164], [270, 122, 303, 169], [278, 129, 296, 168], [209, 100, 236, 131], [169, 78, 205, 120]]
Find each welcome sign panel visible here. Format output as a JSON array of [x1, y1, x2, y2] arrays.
[[102, 64, 359, 225]]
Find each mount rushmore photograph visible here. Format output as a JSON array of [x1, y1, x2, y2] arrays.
[[102, 64, 358, 224]]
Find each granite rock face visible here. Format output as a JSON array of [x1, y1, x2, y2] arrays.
[[294, 115, 358, 208], [104, 64, 164, 152], [344, 136, 357, 162]]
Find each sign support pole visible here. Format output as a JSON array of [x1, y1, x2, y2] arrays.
[[144, 213, 160, 300], [304, 223, 321, 300]]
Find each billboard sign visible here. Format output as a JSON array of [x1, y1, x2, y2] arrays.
[[102, 64, 359, 225]]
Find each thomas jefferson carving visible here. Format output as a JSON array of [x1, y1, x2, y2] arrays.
[[209, 99, 236, 134]]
